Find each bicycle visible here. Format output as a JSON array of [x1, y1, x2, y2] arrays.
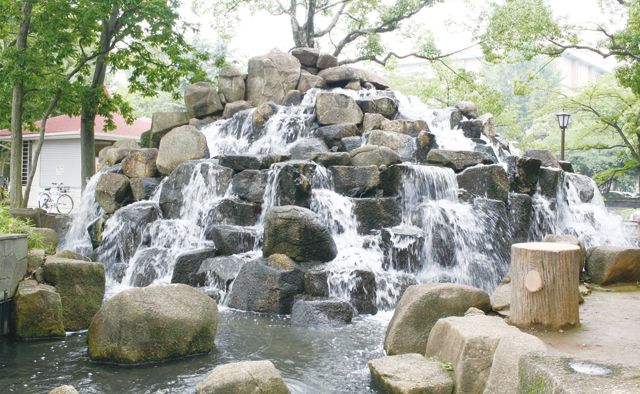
[[38, 182, 74, 214]]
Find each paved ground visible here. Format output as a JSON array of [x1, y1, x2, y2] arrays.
[[527, 286, 640, 368]]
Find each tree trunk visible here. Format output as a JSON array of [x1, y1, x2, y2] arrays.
[[8, 0, 33, 208], [80, 5, 118, 190], [510, 242, 582, 330]]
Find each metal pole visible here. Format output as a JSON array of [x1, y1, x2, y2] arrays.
[[560, 127, 565, 161]]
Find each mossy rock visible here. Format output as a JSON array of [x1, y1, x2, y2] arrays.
[[43, 257, 105, 331], [13, 280, 65, 339]]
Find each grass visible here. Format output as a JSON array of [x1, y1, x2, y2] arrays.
[[0, 204, 50, 251]]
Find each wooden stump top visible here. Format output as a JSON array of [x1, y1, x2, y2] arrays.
[[512, 242, 581, 253]]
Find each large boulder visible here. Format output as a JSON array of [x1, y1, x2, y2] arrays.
[[156, 126, 209, 175], [95, 173, 132, 214], [426, 149, 487, 172], [329, 165, 380, 197], [367, 130, 415, 161], [350, 145, 401, 167], [351, 197, 401, 234], [506, 155, 541, 195], [13, 280, 65, 339], [524, 149, 561, 168], [231, 169, 269, 204], [196, 360, 290, 394], [318, 66, 389, 89], [149, 111, 189, 148], [316, 53, 338, 69], [218, 66, 246, 103], [205, 225, 257, 256], [43, 258, 105, 331], [204, 198, 262, 226], [291, 47, 319, 67], [313, 152, 351, 166], [456, 164, 509, 202], [316, 92, 363, 125], [121, 149, 158, 178], [519, 353, 640, 393], [288, 137, 329, 160], [263, 206, 337, 263], [456, 101, 478, 119], [185, 82, 224, 118], [384, 283, 490, 355], [368, 354, 454, 394], [270, 161, 316, 208], [226, 255, 305, 314], [291, 297, 354, 326], [586, 246, 640, 285], [87, 284, 218, 364], [246, 52, 301, 106], [170, 248, 218, 286]]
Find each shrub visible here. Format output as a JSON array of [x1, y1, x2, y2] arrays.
[[0, 205, 48, 251]]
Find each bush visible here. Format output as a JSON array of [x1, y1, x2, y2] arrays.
[[0, 205, 49, 251]]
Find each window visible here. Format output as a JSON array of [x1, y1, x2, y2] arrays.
[[21, 141, 30, 186]]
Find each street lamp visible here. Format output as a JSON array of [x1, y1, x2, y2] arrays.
[[556, 111, 571, 160]]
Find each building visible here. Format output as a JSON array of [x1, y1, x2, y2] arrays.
[[0, 114, 150, 211]]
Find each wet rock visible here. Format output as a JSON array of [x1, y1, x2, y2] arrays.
[[291, 296, 353, 326], [196, 255, 246, 292], [252, 101, 279, 129], [415, 131, 437, 163], [247, 52, 301, 106], [348, 269, 378, 315], [380, 227, 425, 272], [231, 169, 269, 204], [316, 54, 338, 70], [457, 164, 509, 202], [288, 137, 329, 160], [559, 160, 574, 172], [170, 248, 217, 286], [129, 177, 161, 201], [297, 70, 326, 92], [460, 113, 494, 139], [314, 123, 359, 150], [351, 197, 402, 234], [367, 130, 415, 162], [88, 284, 218, 364], [205, 225, 257, 256], [586, 246, 640, 285], [426, 149, 486, 172], [217, 154, 263, 171], [524, 149, 561, 168], [357, 97, 398, 118], [313, 152, 351, 166], [95, 173, 132, 214], [263, 206, 337, 263], [87, 216, 106, 250], [204, 198, 262, 226], [272, 161, 315, 208], [519, 353, 640, 393], [456, 101, 478, 119], [449, 107, 464, 129], [330, 165, 380, 197], [227, 255, 305, 314], [196, 360, 290, 394], [425, 314, 523, 394], [43, 258, 105, 331], [13, 280, 65, 339], [283, 89, 303, 106], [156, 125, 209, 175], [368, 353, 454, 394], [149, 111, 189, 148], [384, 283, 490, 355], [350, 145, 401, 167], [218, 66, 246, 103], [159, 160, 233, 218], [341, 136, 364, 152], [128, 247, 172, 287], [509, 193, 533, 243], [506, 155, 542, 196], [538, 167, 562, 199], [304, 267, 329, 297], [564, 172, 595, 203], [185, 82, 224, 119], [316, 92, 363, 125], [222, 100, 252, 118], [473, 143, 498, 164]]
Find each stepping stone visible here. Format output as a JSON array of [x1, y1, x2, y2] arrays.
[[368, 353, 453, 394]]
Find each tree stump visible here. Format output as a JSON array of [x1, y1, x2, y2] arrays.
[[510, 242, 581, 329]]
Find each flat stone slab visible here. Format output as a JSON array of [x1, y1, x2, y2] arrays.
[[368, 353, 453, 394]]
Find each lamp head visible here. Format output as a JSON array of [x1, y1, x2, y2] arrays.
[[556, 112, 570, 129]]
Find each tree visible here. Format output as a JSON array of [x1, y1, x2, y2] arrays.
[[200, 0, 468, 65]]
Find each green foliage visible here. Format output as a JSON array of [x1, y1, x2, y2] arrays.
[[0, 204, 46, 250]]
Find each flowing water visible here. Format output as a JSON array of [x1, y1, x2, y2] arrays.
[[6, 87, 637, 393]]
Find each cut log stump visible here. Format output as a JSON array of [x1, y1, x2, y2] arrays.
[[510, 242, 581, 329]]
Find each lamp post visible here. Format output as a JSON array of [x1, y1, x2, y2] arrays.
[[556, 112, 571, 161]]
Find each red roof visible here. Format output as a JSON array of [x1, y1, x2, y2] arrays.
[[0, 113, 151, 138]]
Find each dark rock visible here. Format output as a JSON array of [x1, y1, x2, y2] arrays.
[[95, 173, 132, 214], [283, 89, 303, 106], [449, 107, 464, 129], [456, 164, 509, 202], [129, 177, 160, 201], [460, 114, 494, 139], [330, 165, 380, 197], [288, 137, 329, 160], [474, 144, 498, 164], [218, 154, 264, 171], [349, 269, 377, 315], [415, 131, 437, 163], [314, 123, 359, 150], [524, 149, 561, 168], [509, 193, 533, 243], [196, 255, 246, 292], [204, 198, 262, 227], [456, 101, 478, 119], [506, 156, 542, 196], [351, 197, 402, 234], [538, 167, 562, 199], [341, 136, 364, 152], [304, 267, 329, 297], [564, 173, 595, 203], [313, 152, 351, 166], [227, 255, 305, 314], [381, 227, 425, 272], [128, 247, 172, 287], [316, 92, 363, 125], [318, 66, 389, 89], [271, 161, 316, 208], [231, 169, 269, 203], [205, 225, 257, 256], [291, 297, 353, 326], [426, 149, 487, 172], [170, 248, 218, 286], [356, 97, 398, 119], [263, 206, 337, 263], [559, 160, 574, 172]]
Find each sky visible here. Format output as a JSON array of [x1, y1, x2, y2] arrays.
[[178, 0, 625, 70]]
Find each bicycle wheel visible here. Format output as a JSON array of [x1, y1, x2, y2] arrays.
[[56, 194, 74, 214], [38, 193, 51, 210]]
